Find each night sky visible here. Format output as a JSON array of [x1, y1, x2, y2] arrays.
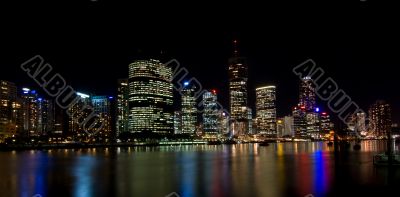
[[1, 1, 399, 123]]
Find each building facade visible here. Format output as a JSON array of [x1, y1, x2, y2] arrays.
[[128, 59, 174, 133], [255, 86, 277, 137], [229, 40, 249, 136], [181, 82, 197, 134], [369, 100, 392, 138], [202, 90, 219, 134], [92, 96, 112, 136], [116, 79, 129, 136]]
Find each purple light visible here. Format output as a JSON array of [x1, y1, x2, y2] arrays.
[[38, 98, 43, 101], [315, 107, 320, 112], [109, 96, 113, 99]]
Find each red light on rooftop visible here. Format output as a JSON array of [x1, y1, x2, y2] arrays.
[[322, 112, 327, 115], [300, 106, 306, 109], [212, 89, 217, 94]]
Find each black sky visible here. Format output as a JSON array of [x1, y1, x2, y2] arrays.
[[1, 1, 400, 123]]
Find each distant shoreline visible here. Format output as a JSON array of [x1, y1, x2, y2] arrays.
[[0, 139, 392, 151]]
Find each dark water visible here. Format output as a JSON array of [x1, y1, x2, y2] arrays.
[[1, 141, 400, 197]]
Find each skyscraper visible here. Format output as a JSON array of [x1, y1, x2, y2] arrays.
[[320, 112, 333, 135], [181, 82, 197, 134], [37, 98, 54, 136], [218, 110, 230, 134], [202, 90, 219, 134], [228, 40, 249, 136], [293, 106, 307, 138], [299, 76, 316, 111], [21, 88, 39, 136], [307, 110, 321, 139], [92, 96, 112, 136], [369, 100, 392, 138], [116, 79, 129, 136], [68, 92, 91, 136], [174, 111, 182, 134], [255, 86, 277, 137], [0, 80, 18, 140], [297, 76, 319, 139], [128, 59, 173, 133]]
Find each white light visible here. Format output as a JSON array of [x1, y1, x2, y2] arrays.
[[22, 88, 30, 92], [77, 92, 90, 98]]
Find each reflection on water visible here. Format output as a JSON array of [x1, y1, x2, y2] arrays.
[[0, 141, 399, 197]]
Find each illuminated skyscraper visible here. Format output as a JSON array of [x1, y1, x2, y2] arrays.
[[218, 110, 230, 134], [128, 59, 173, 133], [299, 76, 316, 111], [37, 98, 54, 136], [369, 100, 391, 138], [174, 111, 182, 134], [117, 79, 129, 136], [92, 96, 112, 136], [181, 82, 197, 134], [297, 76, 319, 139], [255, 86, 276, 137], [228, 40, 249, 136], [0, 80, 19, 140], [21, 88, 39, 136], [307, 110, 321, 139], [202, 90, 219, 134], [68, 92, 91, 136], [247, 107, 253, 134], [320, 112, 333, 134], [293, 106, 307, 138]]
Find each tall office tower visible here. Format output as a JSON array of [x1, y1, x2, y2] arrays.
[[218, 110, 230, 134], [68, 92, 91, 136], [0, 80, 18, 140], [37, 98, 54, 136], [92, 96, 112, 136], [320, 112, 333, 135], [255, 86, 277, 137], [283, 116, 295, 137], [181, 82, 197, 134], [293, 106, 308, 138], [21, 88, 39, 136], [202, 90, 219, 134], [174, 111, 182, 134], [307, 110, 321, 139], [128, 59, 173, 133], [299, 76, 316, 111], [247, 107, 253, 134], [228, 40, 249, 136], [116, 79, 129, 136], [369, 100, 392, 138]]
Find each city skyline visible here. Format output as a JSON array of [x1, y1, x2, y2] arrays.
[[3, 2, 400, 123]]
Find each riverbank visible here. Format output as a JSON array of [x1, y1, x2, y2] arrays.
[[0, 140, 209, 151]]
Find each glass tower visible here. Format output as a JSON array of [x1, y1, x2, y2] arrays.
[[255, 86, 277, 137], [128, 59, 173, 133]]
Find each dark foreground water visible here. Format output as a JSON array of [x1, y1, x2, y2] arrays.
[[1, 141, 400, 197]]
